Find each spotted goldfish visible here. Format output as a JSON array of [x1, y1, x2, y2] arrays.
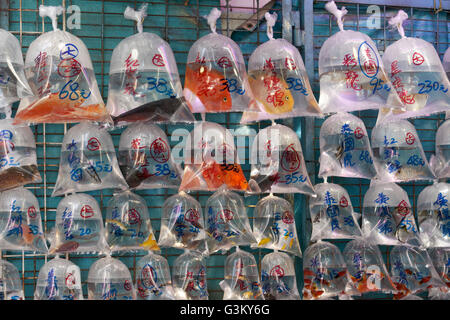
[[184, 63, 232, 112]]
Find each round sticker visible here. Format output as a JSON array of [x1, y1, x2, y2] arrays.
[[27, 206, 37, 219], [270, 265, 285, 278], [397, 200, 410, 217], [405, 132, 416, 145], [358, 41, 379, 78], [124, 280, 132, 291], [217, 56, 232, 68], [57, 58, 82, 78], [281, 144, 301, 172], [412, 52, 425, 66], [80, 205, 94, 218], [150, 138, 170, 164], [141, 264, 157, 289], [339, 196, 349, 208], [185, 208, 200, 224], [354, 127, 365, 139], [216, 209, 234, 223], [152, 54, 165, 67], [127, 208, 141, 225], [87, 137, 101, 151], [282, 211, 294, 224], [65, 273, 76, 289]]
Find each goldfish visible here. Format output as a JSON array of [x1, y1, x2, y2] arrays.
[[21, 224, 34, 245], [184, 63, 232, 112], [248, 70, 294, 114], [258, 237, 272, 246], [106, 219, 128, 231], [14, 92, 108, 124], [139, 234, 160, 251], [0, 140, 14, 158], [52, 240, 80, 253], [201, 162, 248, 191]]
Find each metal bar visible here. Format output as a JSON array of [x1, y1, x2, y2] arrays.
[[282, 0, 293, 41], [315, 0, 450, 11], [0, 0, 9, 30]]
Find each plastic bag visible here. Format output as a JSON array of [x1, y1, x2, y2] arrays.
[[252, 194, 302, 257], [318, 1, 403, 114], [390, 245, 444, 299], [180, 122, 248, 192], [0, 187, 47, 252], [158, 192, 207, 254], [105, 191, 159, 252], [428, 247, 450, 299], [0, 259, 24, 300], [48, 193, 107, 254], [34, 257, 83, 300], [240, 12, 321, 123], [308, 182, 361, 241], [343, 238, 395, 294], [135, 252, 176, 300], [118, 122, 181, 189], [172, 250, 208, 300], [107, 4, 194, 126], [87, 256, 136, 300], [52, 122, 128, 196], [302, 241, 350, 300], [220, 247, 264, 300], [205, 187, 256, 254], [15, 5, 109, 124], [0, 28, 32, 109], [362, 181, 420, 246], [260, 251, 300, 300], [444, 47, 450, 80], [319, 112, 377, 179], [417, 182, 450, 248], [183, 8, 255, 114], [248, 123, 315, 195], [378, 10, 450, 122], [430, 119, 450, 179], [0, 118, 41, 191], [371, 119, 435, 182]]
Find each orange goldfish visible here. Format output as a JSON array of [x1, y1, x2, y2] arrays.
[[184, 63, 232, 112], [202, 162, 248, 191]]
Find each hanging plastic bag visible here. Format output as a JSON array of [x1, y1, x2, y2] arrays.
[[428, 247, 450, 299], [390, 245, 444, 299], [248, 123, 315, 195], [0, 29, 33, 110], [180, 122, 248, 192], [183, 8, 256, 114], [0, 259, 24, 300], [430, 119, 450, 179], [52, 122, 128, 196], [48, 193, 107, 254], [158, 192, 207, 254], [318, 1, 403, 114], [417, 182, 450, 248], [0, 187, 47, 252], [172, 250, 208, 300], [87, 256, 136, 300], [0, 117, 41, 191], [260, 251, 300, 300], [118, 122, 181, 189], [220, 247, 264, 300], [107, 4, 194, 126], [15, 5, 109, 124], [371, 119, 435, 182], [343, 238, 395, 294], [135, 252, 175, 300], [309, 182, 361, 241], [240, 12, 321, 123], [105, 191, 159, 252], [444, 47, 450, 79], [362, 181, 420, 246], [302, 241, 350, 300], [34, 257, 83, 300], [378, 10, 450, 122], [252, 195, 302, 257], [319, 112, 377, 179], [205, 187, 256, 254]]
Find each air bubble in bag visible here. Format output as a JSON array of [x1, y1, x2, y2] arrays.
[[52, 122, 128, 196], [118, 122, 181, 190], [220, 248, 264, 300], [343, 238, 396, 294], [371, 119, 435, 182], [252, 194, 302, 257], [309, 183, 361, 241], [417, 182, 450, 248], [0, 187, 47, 253], [179, 121, 248, 192], [172, 250, 208, 300], [362, 181, 421, 246], [248, 123, 314, 195], [15, 5, 109, 124], [0, 259, 24, 300], [87, 256, 136, 300], [319, 112, 377, 179], [429, 119, 450, 179], [34, 257, 83, 300], [260, 251, 300, 300], [105, 190, 159, 252], [0, 118, 41, 191], [183, 8, 256, 114], [48, 193, 107, 254], [158, 192, 207, 254], [107, 4, 194, 126], [302, 241, 350, 300], [135, 252, 175, 300]]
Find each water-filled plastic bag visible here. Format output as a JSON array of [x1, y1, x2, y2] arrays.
[[172, 250, 208, 300], [430, 119, 450, 179], [0, 259, 24, 300]]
